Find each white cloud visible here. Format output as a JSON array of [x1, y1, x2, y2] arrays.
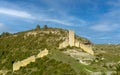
[[107, 0, 120, 7], [0, 23, 7, 32], [0, 7, 86, 27], [41, 18, 71, 26], [0, 1, 87, 27], [90, 1, 120, 32], [35, 13, 86, 26], [98, 37, 111, 39], [38, 18, 86, 26], [90, 23, 119, 31], [33, 0, 87, 26], [0, 7, 85, 26], [0, 8, 34, 19], [0, 23, 5, 28]]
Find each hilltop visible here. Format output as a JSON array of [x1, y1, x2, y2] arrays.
[[0, 25, 93, 75], [0, 25, 120, 75]]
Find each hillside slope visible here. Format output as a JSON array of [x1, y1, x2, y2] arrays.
[[1, 26, 120, 75], [0, 26, 92, 75]]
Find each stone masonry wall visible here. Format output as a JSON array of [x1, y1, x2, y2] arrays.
[[13, 56, 35, 71], [59, 39, 69, 49], [13, 49, 49, 72], [69, 30, 75, 46], [80, 44, 94, 55], [36, 48, 49, 58], [59, 30, 94, 55]]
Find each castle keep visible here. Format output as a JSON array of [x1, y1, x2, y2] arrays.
[[59, 30, 94, 55]]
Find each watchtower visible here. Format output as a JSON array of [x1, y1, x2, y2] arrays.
[[69, 30, 75, 46]]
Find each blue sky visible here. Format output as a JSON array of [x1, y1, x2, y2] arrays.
[[0, 0, 120, 44]]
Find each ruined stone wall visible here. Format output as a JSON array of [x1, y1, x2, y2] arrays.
[[20, 56, 35, 67], [13, 61, 21, 71], [36, 48, 49, 58], [0, 70, 8, 75], [13, 56, 35, 71], [13, 49, 49, 72], [59, 39, 69, 49], [59, 30, 74, 48], [59, 30, 94, 55], [75, 40, 80, 47], [80, 44, 94, 55]]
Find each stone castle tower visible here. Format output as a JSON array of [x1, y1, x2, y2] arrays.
[[59, 30, 94, 55], [69, 30, 75, 46]]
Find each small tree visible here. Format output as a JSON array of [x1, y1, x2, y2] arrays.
[[44, 25, 48, 29], [36, 24, 40, 30], [1, 32, 11, 37]]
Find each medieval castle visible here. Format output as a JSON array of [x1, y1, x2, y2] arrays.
[[59, 30, 94, 55]]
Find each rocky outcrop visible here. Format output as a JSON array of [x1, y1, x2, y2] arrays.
[[26, 32, 38, 36], [64, 49, 95, 65]]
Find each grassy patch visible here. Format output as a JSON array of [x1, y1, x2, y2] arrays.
[[48, 49, 93, 74]]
